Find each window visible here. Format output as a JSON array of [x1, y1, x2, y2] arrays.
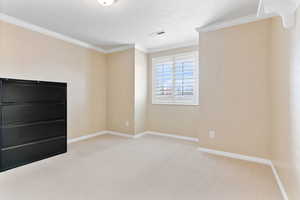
[[152, 52, 199, 105]]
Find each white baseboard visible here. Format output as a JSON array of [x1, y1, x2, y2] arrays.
[[197, 147, 288, 200], [68, 130, 198, 143], [270, 162, 289, 200], [68, 130, 288, 200], [67, 130, 135, 144], [144, 131, 199, 142], [106, 131, 135, 138], [197, 147, 271, 165], [67, 131, 107, 144], [134, 132, 147, 138]]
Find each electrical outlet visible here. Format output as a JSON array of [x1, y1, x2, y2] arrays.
[[209, 129, 215, 139], [125, 121, 129, 127]]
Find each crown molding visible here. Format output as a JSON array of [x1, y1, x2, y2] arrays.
[[104, 44, 135, 54], [259, 0, 300, 29], [0, 13, 151, 54], [147, 41, 198, 54], [134, 44, 148, 53], [257, 0, 265, 17], [196, 13, 276, 33], [1, 13, 200, 55], [104, 44, 149, 54], [0, 13, 107, 53]]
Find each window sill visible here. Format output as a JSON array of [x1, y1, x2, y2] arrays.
[[152, 102, 199, 106]]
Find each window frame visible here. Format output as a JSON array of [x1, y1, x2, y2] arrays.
[[151, 51, 199, 106]]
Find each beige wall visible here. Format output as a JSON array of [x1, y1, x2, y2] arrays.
[[3, 8, 300, 199], [3, 11, 300, 199], [270, 15, 300, 199], [0, 20, 107, 139], [134, 49, 148, 134], [0, 19, 144, 139], [198, 20, 272, 158], [147, 46, 200, 138], [106, 49, 135, 134]]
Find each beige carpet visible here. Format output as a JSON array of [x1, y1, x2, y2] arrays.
[[0, 134, 282, 200]]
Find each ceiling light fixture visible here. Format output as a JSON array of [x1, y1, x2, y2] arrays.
[[97, 0, 115, 7]]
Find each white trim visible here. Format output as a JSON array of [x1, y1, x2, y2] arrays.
[[257, 0, 265, 17], [67, 131, 107, 144], [197, 147, 271, 165], [270, 162, 289, 200], [0, 13, 148, 54], [0, 13, 186, 54], [151, 51, 199, 106], [134, 132, 148, 138], [106, 131, 136, 138], [0, 13, 106, 53], [104, 44, 147, 54], [104, 45, 135, 54], [260, 0, 300, 29], [69, 130, 288, 200], [67, 131, 140, 144], [145, 131, 199, 142], [67, 130, 198, 144], [147, 41, 198, 53], [134, 44, 148, 53], [151, 102, 200, 106], [197, 147, 288, 200], [196, 14, 276, 33]]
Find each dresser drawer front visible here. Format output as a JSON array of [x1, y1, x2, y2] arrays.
[[2, 81, 66, 103], [1, 137, 67, 171], [1, 104, 66, 125], [2, 120, 66, 148]]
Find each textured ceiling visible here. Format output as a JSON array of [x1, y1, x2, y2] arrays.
[[0, 0, 260, 51]]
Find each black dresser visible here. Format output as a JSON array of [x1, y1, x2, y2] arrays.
[[0, 78, 67, 172]]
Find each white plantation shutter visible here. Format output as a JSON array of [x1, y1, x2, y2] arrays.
[[152, 52, 199, 105]]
